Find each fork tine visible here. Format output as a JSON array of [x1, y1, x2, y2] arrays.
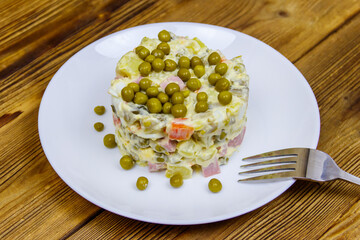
[[238, 171, 296, 181], [243, 148, 299, 160], [241, 157, 297, 168], [239, 164, 296, 174]]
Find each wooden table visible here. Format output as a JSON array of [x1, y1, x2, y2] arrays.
[[1, 0, 360, 239]]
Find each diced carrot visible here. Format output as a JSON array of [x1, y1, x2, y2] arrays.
[[168, 120, 194, 140]]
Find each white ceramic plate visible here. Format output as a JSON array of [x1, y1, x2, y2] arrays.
[[38, 22, 320, 225]]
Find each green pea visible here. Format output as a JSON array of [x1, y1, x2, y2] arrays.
[[208, 73, 221, 85], [186, 78, 201, 91], [208, 52, 221, 65], [177, 68, 191, 82], [171, 92, 184, 104], [194, 65, 205, 78], [121, 86, 134, 102], [138, 62, 152, 76], [146, 86, 159, 98], [139, 78, 152, 91], [178, 56, 190, 69], [135, 46, 144, 54], [190, 56, 203, 69], [137, 47, 150, 60], [146, 98, 162, 113], [103, 134, 117, 148], [182, 90, 190, 98], [151, 49, 165, 59], [94, 106, 105, 115], [195, 101, 208, 113], [215, 63, 228, 75], [208, 178, 222, 193], [127, 82, 140, 93], [162, 102, 172, 114], [157, 42, 170, 55], [134, 92, 148, 105], [94, 122, 104, 132], [171, 104, 187, 118], [145, 54, 155, 63], [152, 58, 165, 72], [215, 78, 230, 92], [165, 82, 180, 96], [136, 176, 149, 190], [220, 131, 226, 140], [120, 155, 134, 170], [164, 59, 177, 71], [196, 92, 208, 102], [158, 30, 171, 42], [157, 92, 169, 104], [157, 157, 165, 162], [170, 174, 183, 188], [218, 91, 232, 105]]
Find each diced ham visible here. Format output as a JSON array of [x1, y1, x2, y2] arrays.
[[228, 127, 246, 147], [158, 137, 177, 152], [202, 158, 221, 177], [167, 119, 194, 141], [112, 113, 121, 128], [160, 76, 186, 91], [148, 162, 166, 172]]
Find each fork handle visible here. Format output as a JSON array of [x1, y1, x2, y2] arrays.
[[339, 169, 360, 185]]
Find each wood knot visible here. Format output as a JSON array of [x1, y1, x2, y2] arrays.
[[278, 10, 289, 17]]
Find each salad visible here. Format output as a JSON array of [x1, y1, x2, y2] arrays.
[[108, 30, 249, 179]]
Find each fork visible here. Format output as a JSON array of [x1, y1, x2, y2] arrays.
[[238, 148, 360, 185]]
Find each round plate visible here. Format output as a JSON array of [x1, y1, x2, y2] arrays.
[[38, 22, 320, 225]]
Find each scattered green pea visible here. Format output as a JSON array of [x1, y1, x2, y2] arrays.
[[103, 134, 117, 148], [195, 101, 208, 113], [136, 176, 149, 190], [208, 73, 221, 86], [170, 174, 183, 188], [120, 155, 134, 170], [94, 122, 104, 132], [208, 178, 222, 193], [190, 56, 203, 69], [215, 78, 230, 92], [94, 106, 105, 115]]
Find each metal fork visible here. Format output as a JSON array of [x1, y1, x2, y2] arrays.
[[238, 148, 360, 185]]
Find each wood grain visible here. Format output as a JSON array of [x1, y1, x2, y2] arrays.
[[0, 0, 359, 239]]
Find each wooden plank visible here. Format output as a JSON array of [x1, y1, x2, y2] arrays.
[[0, 0, 359, 239]]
